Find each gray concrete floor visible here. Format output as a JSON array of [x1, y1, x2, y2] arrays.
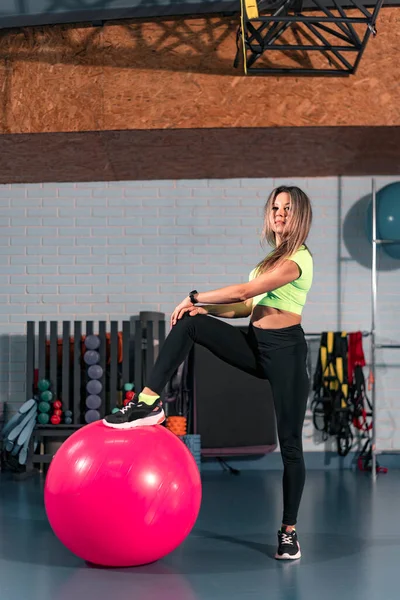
[[0, 469, 399, 600]]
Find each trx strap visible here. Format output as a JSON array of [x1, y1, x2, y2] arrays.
[[351, 366, 372, 433], [357, 437, 388, 474], [312, 330, 387, 473], [348, 333, 371, 434], [348, 331, 365, 384], [312, 331, 353, 456], [348, 332, 387, 474]]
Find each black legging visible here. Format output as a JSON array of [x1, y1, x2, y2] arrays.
[[147, 314, 309, 526]]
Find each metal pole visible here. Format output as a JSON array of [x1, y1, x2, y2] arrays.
[[371, 178, 377, 481]]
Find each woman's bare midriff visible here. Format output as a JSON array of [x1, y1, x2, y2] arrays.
[[250, 305, 301, 330]]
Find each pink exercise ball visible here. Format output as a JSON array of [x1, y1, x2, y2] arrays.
[[44, 422, 202, 567]]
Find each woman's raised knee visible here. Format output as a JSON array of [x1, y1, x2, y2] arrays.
[[172, 312, 208, 331]]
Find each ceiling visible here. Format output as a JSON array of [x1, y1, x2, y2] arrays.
[[0, 0, 389, 28]]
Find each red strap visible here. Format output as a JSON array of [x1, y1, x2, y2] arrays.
[[348, 331, 366, 384]]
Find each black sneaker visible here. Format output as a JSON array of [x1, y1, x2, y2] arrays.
[[275, 527, 301, 560], [103, 394, 165, 429]]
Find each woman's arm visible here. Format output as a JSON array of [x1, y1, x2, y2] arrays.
[[171, 261, 300, 325], [204, 299, 253, 319], [195, 260, 300, 305]]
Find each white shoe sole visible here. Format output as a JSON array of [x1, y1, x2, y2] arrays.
[[275, 547, 301, 560], [102, 409, 166, 430]]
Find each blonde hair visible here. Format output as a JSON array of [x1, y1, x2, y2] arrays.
[[254, 186, 312, 276]]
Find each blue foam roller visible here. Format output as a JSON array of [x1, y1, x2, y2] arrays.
[[17, 413, 37, 446], [19, 448, 28, 465], [7, 406, 37, 442], [1, 399, 36, 439], [11, 443, 22, 456], [18, 417, 37, 465]]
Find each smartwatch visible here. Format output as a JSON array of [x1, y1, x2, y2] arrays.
[[189, 290, 199, 304]]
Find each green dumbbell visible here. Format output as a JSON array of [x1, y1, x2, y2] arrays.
[[40, 390, 53, 403], [38, 413, 50, 425], [38, 379, 50, 392], [38, 401, 51, 413]]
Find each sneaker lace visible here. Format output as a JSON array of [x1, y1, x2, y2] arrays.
[[120, 400, 137, 414], [281, 533, 295, 546]]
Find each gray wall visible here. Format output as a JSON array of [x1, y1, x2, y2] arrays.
[[1, 175, 399, 451]]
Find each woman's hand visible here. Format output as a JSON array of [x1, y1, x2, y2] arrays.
[[170, 303, 208, 327], [170, 296, 192, 326]]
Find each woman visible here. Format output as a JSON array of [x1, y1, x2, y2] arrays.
[[104, 185, 313, 561]]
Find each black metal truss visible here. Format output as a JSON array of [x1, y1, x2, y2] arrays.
[[238, 0, 384, 75]]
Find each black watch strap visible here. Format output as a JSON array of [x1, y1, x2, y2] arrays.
[[189, 290, 199, 304]]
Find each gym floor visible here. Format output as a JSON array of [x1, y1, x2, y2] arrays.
[[0, 468, 398, 600]]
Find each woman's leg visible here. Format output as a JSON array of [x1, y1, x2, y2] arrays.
[[146, 313, 261, 394], [268, 342, 309, 527], [104, 314, 263, 428]]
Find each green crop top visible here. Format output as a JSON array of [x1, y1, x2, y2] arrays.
[[248, 246, 313, 315]]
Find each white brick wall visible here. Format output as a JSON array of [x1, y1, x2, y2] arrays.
[[1, 177, 400, 451]]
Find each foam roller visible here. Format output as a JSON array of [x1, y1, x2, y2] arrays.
[[11, 442, 22, 457], [7, 406, 37, 442], [18, 417, 37, 465], [17, 412, 37, 447], [1, 399, 36, 439]]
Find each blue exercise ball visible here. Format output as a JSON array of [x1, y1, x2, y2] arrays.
[[366, 182, 400, 259]]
